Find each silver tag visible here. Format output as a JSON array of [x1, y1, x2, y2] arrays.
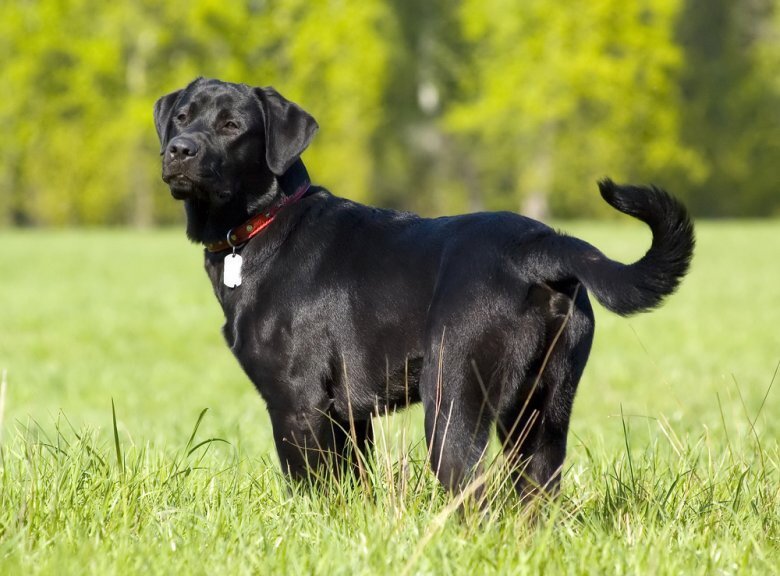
[[223, 253, 243, 288]]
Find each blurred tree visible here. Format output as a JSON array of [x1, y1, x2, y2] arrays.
[[446, 0, 704, 218], [249, 0, 393, 205], [0, 1, 185, 225], [0, 0, 778, 224], [371, 0, 475, 215], [676, 0, 780, 216], [0, 0, 392, 225]]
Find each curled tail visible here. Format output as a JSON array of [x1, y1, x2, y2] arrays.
[[530, 179, 695, 316]]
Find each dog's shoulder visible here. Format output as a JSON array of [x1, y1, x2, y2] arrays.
[[302, 187, 421, 232]]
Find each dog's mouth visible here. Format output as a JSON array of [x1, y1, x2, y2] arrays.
[[164, 174, 196, 199], [163, 172, 233, 204]]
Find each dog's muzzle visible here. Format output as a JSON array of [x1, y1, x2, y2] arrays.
[[162, 135, 203, 198]]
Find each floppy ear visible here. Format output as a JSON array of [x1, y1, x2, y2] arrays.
[[254, 87, 319, 176], [153, 89, 183, 151]]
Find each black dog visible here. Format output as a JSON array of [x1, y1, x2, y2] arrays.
[[154, 78, 694, 497]]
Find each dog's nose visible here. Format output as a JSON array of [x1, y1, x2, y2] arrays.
[[167, 136, 199, 161]]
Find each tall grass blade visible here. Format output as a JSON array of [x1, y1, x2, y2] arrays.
[[111, 398, 124, 477], [185, 408, 209, 454]]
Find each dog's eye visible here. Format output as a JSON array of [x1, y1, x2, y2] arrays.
[[176, 112, 187, 123], [223, 120, 240, 130]]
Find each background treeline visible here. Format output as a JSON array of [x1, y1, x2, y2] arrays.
[[1, 0, 778, 226]]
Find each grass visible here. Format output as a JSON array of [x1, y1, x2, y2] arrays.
[[0, 221, 778, 574]]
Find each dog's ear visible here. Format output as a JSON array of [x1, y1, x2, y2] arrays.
[[254, 87, 319, 176], [153, 89, 183, 151]]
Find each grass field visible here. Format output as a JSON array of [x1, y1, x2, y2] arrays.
[[0, 222, 778, 574]]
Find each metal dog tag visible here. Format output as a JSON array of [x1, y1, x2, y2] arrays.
[[223, 253, 243, 288]]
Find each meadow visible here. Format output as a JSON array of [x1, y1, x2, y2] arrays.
[[0, 221, 778, 574]]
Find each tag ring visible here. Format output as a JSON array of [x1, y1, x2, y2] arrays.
[[226, 229, 238, 249]]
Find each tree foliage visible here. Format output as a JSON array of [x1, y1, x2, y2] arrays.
[[446, 0, 703, 217], [676, 0, 780, 216], [0, 0, 777, 226]]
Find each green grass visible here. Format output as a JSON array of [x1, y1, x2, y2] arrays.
[[0, 222, 778, 574]]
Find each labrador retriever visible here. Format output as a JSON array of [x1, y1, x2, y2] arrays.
[[153, 77, 694, 497]]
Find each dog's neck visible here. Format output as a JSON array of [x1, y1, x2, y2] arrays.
[[184, 160, 310, 246], [183, 180, 279, 245]]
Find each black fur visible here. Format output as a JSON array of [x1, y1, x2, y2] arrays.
[[154, 78, 695, 498]]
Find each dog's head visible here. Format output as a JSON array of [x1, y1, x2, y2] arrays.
[[153, 77, 318, 206]]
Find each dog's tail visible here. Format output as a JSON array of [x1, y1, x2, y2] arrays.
[[526, 179, 695, 316]]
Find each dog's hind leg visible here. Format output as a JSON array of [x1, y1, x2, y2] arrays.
[[420, 334, 501, 497], [497, 284, 594, 498]]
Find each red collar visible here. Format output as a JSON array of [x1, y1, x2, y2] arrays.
[[204, 182, 311, 253]]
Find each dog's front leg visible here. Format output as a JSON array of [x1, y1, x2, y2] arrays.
[[267, 400, 372, 483]]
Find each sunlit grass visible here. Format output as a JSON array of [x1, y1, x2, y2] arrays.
[[0, 222, 778, 574]]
